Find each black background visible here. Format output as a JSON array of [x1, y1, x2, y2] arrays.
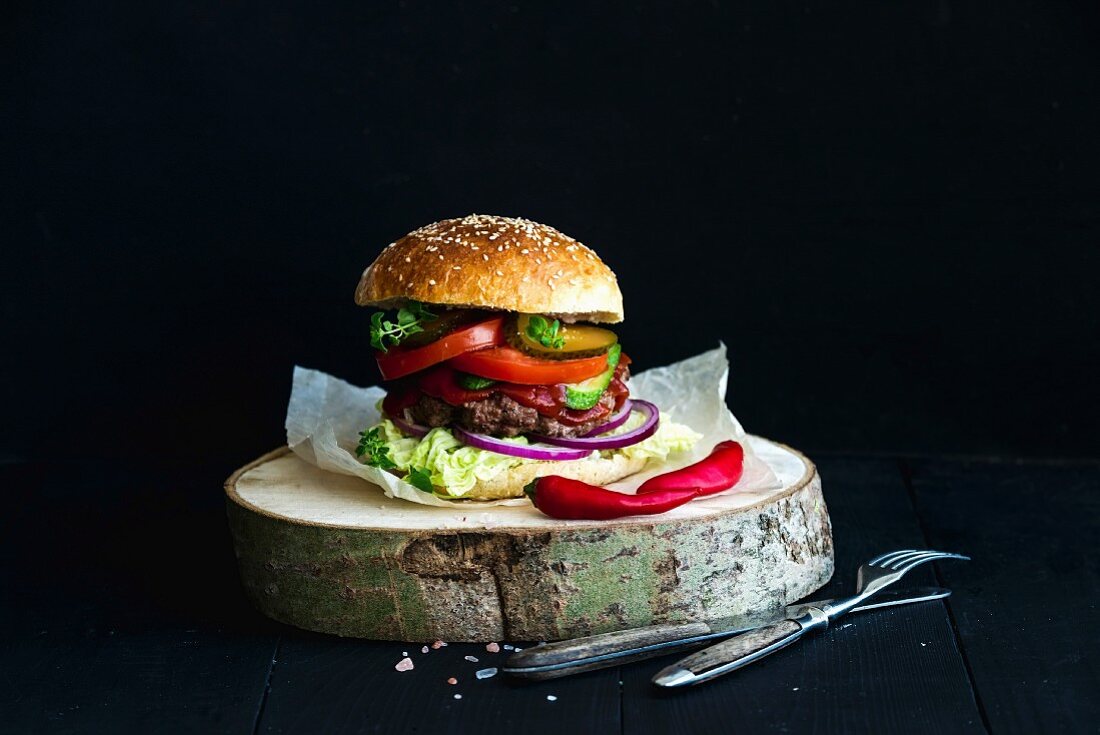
[[4, 0, 1099, 465], [2, 6, 1099, 732]]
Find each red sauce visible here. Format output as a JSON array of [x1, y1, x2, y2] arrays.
[[383, 360, 631, 425]]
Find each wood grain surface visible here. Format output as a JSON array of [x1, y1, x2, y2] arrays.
[[905, 459, 1100, 734], [4, 457, 1097, 733], [673, 619, 803, 676], [504, 621, 713, 679], [0, 462, 281, 734]]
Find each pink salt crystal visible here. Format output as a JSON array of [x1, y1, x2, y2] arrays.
[[485, 642, 500, 653], [394, 657, 414, 672], [431, 640, 446, 649], [421, 646, 429, 654], [447, 677, 458, 685]]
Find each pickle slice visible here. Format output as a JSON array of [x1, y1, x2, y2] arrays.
[[513, 314, 618, 359], [400, 308, 490, 348]]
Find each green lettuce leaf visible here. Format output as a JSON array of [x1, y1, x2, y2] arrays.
[[602, 412, 703, 462], [367, 413, 701, 498]]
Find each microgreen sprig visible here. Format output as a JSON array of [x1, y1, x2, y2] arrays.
[[370, 301, 436, 352], [526, 315, 565, 350], [356, 427, 396, 469]]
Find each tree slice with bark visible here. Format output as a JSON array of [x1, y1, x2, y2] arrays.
[[225, 436, 833, 642]]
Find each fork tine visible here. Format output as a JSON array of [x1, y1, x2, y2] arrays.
[[895, 551, 969, 574], [889, 551, 940, 570], [869, 549, 921, 566], [879, 550, 929, 568]]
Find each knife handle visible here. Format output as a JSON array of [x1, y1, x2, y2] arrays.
[[503, 621, 715, 680], [653, 610, 827, 687]]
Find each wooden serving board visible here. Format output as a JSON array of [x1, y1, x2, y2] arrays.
[[225, 436, 833, 642]]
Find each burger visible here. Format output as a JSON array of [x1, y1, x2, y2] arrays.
[[353, 214, 701, 500]]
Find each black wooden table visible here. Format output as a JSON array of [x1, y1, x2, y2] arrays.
[[3, 455, 1097, 734]]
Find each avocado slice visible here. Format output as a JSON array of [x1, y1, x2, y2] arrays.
[[563, 344, 621, 410]]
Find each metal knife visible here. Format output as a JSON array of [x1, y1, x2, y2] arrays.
[[502, 586, 949, 680], [653, 550, 968, 687]]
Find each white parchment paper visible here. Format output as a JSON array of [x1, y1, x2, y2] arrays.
[[285, 344, 779, 507]]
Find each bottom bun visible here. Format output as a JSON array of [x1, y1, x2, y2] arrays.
[[460, 453, 649, 500]]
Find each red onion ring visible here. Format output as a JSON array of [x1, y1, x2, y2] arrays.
[[581, 399, 634, 437], [530, 400, 660, 450], [388, 411, 589, 460], [387, 413, 429, 438], [452, 427, 591, 461]]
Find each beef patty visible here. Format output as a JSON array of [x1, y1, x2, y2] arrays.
[[408, 391, 621, 438]]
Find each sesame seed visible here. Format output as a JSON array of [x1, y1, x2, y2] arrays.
[[428, 279, 436, 285], [521, 248, 529, 254], [453, 265, 461, 270], [495, 270, 503, 276], [405, 256, 412, 263], [483, 254, 489, 261]]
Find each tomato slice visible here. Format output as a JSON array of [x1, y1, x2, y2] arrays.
[[449, 345, 611, 385], [375, 316, 505, 380]]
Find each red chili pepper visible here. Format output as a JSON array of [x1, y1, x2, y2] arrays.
[[636, 440, 744, 497], [524, 477, 699, 520]]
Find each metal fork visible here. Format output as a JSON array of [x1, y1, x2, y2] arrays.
[[825, 549, 971, 618], [653, 548, 969, 687]]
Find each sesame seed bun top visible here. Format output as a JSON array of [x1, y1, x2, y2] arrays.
[[354, 214, 624, 323]]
